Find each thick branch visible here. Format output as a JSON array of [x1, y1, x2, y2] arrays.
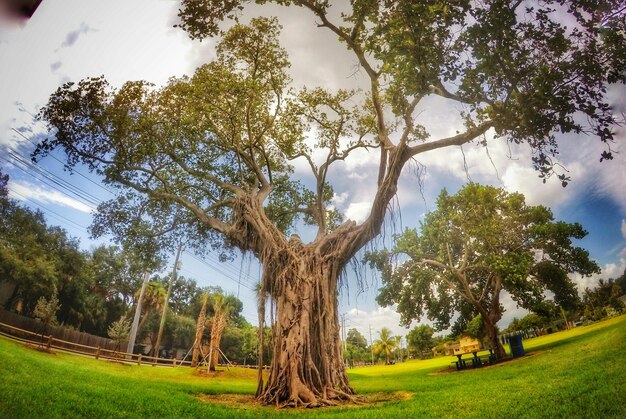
[[408, 121, 494, 157]]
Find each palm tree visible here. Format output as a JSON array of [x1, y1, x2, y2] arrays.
[[207, 292, 234, 371], [191, 292, 209, 367], [373, 327, 398, 365], [136, 281, 167, 336]]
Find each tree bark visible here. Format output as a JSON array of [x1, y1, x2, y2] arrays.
[[191, 295, 208, 367], [483, 315, 506, 359], [208, 313, 226, 371], [256, 246, 353, 407]]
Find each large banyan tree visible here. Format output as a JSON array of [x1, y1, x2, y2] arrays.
[[35, 1, 624, 407]]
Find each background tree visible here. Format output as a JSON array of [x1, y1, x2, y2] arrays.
[[370, 184, 599, 358], [372, 327, 398, 365], [35, 1, 626, 406], [346, 328, 368, 350], [406, 325, 435, 360], [582, 277, 626, 320], [345, 328, 369, 367], [136, 281, 167, 337]]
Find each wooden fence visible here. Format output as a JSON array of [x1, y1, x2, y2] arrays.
[[0, 309, 193, 367], [0, 309, 120, 353], [0, 320, 193, 367]]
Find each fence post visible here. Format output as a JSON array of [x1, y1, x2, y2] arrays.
[[95, 346, 101, 360], [172, 358, 176, 367], [46, 335, 53, 350], [137, 354, 142, 366]]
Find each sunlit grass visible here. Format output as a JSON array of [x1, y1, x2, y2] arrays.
[[1, 315, 624, 418]]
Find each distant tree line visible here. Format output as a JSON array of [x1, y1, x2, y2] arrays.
[[0, 170, 272, 364]]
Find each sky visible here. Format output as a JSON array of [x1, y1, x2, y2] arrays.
[[1, 1, 625, 342]]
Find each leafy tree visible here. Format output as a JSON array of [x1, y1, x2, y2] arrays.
[[463, 315, 487, 341], [372, 327, 398, 365], [163, 313, 196, 351], [582, 277, 626, 320], [370, 184, 599, 358], [35, 1, 625, 406], [406, 325, 435, 359], [0, 174, 86, 319], [344, 328, 369, 367], [239, 323, 258, 365], [33, 293, 60, 336], [107, 315, 131, 351], [346, 328, 368, 350]]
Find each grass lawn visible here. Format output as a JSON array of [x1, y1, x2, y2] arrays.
[[1, 315, 625, 418]]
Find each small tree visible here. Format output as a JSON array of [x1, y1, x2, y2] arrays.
[[370, 184, 599, 358], [33, 293, 60, 337], [107, 315, 131, 352]]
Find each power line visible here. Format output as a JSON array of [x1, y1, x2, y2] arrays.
[[4, 151, 100, 208], [11, 128, 115, 196], [9, 190, 90, 233]]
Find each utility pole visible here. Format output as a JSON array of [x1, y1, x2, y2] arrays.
[[127, 271, 150, 356], [369, 325, 374, 365], [153, 243, 184, 358]]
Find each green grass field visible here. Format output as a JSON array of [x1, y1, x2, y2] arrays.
[[1, 315, 625, 418]]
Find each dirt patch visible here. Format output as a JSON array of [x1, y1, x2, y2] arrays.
[[193, 370, 225, 378], [196, 391, 413, 410], [23, 343, 56, 355]]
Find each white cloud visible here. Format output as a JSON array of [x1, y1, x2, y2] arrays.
[[9, 181, 94, 213], [345, 201, 372, 223], [572, 247, 626, 292], [343, 306, 414, 341]]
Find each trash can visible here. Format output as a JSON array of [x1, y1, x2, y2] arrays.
[[507, 335, 525, 358]]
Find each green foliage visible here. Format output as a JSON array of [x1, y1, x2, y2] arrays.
[[178, 0, 625, 179], [33, 293, 60, 330], [463, 315, 486, 340], [0, 191, 83, 316], [371, 184, 599, 334], [107, 315, 131, 344], [582, 276, 626, 321], [406, 324, 434, 359], [164, 314, 196, 349], [346, 328, 368, 350], [36, 17, 345, 252], [372, 327, 399, 364], [507, 313, 549, 333]]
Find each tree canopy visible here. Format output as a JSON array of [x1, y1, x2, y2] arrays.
[[369, 183, 599, 357]]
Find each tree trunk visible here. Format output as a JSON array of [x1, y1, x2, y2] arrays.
[[257, 250, 353, 407], [208, 314, 226, 371], [483, 316, 506, 359], [191, 295, 208, 367]]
